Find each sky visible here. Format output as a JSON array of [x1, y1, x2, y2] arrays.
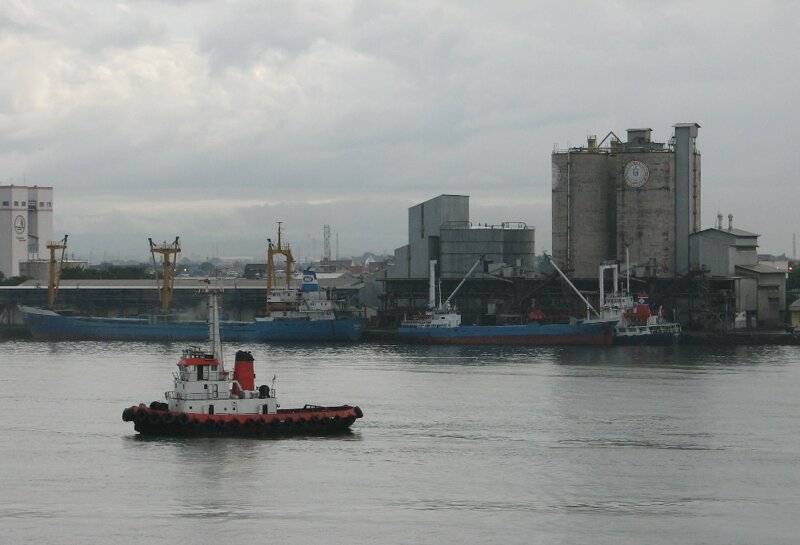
[[1, 0, 798, 263]]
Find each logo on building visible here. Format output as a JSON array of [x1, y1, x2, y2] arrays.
[[14, 215, 26, 234]]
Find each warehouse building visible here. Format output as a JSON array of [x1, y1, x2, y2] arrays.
[[689, 215, 786, 328]]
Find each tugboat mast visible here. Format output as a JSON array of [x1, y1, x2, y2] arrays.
[[204, 282, 224, 368]]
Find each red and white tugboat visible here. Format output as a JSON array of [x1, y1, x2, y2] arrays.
[[122, 283, 363, 436]]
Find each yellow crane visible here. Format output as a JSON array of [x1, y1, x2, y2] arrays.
[[47, 235, 68, 306], [149, 237, 181, 313], [266, 222, 294, 315]]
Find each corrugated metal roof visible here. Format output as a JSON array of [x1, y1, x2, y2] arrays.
[[735, 264, 786, 275], [693, 227, 760, 238]]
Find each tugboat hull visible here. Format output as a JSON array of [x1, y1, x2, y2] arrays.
[[123, 404, 363, 437]]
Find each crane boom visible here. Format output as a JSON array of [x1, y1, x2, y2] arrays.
[[441, 255, 484, 309]]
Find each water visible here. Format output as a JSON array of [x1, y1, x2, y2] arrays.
[[1, 341, 799, 544]]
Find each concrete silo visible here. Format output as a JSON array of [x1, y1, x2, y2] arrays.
[[551, 124, 701, 279], [551, 137, 616, 278]]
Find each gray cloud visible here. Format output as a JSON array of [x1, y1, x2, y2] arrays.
[[1, 0, 798, 261]]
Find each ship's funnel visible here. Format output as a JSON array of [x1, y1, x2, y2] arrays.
[[232, 350, 255, 397]]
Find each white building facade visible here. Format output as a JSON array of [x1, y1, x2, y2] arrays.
[[0, 185, 54, 277]]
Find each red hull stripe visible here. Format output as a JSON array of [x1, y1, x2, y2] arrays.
[[126, 405, 362, 424]]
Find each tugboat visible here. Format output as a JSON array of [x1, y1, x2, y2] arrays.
[[122, 282, 363, 436]]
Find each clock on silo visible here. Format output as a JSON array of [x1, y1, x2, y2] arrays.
[[624, 160, 650, 188]]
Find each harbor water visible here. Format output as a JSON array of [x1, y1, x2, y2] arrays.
[[1, 341, 799, 544]]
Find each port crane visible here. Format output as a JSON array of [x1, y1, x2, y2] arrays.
[[149, 237, 181, 313]]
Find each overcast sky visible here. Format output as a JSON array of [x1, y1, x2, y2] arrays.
[[2, 1, 798, 262]]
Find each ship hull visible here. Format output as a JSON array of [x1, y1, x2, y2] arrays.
[[397, 322, 613, 346], [613, 331, 681, 345], [122, 404, 363, 437], [21, 307, 364, 343]]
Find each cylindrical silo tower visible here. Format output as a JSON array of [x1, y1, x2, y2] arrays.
[[551, 139, 616, 279]]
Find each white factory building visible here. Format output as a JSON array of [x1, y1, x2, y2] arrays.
[[0, 185, 54, 278]]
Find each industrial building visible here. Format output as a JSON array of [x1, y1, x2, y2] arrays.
[[0, 185, 54, 277], [552, 124, 701, 279], [689, 215, 786, 328], [381, 195, 538, 325]]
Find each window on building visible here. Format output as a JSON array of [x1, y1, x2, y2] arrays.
[[2, 201, 8, 207], [14, 201, 19, 206], [39, 202, 44, 207], [47, 202, 51, 207]]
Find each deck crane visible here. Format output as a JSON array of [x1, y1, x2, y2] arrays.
[[149, 236, 181, 313], [265, 222, 295, 316], [47, 235, 68, 306]]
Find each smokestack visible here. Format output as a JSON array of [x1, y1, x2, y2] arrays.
[[728, 213, 733, 231]]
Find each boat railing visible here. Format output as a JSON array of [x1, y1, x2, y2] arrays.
[[165, 391, 224, 401]]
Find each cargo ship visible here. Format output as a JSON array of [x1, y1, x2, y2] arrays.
[[397, 257, 616, 346], [122, 283, 363, 436], [20, 270, 364, 342], [21, 228, 364, 342]]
